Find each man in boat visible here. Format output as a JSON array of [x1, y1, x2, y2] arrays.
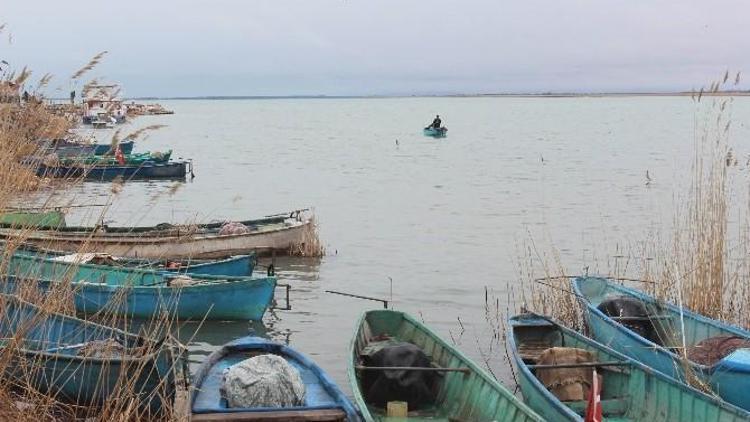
[[430, 115, 442, 129]]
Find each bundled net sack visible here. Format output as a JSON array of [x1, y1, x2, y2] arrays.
[[361, 342, 438, 410], [536, 347, 600, 402], [687, 335, 750, 366], [222, 354, 305, 408], [219, 221, 251, 236]]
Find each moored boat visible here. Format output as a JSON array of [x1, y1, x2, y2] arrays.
[[58, 150, 172, 166], [508, 312, 750, 421], [423, 127, 447, 137], [0, 210, 312, 259], [32, 160, 190, 180], [191, 336, 359, 421], [1, 248, 276, 320], [573, 276, 750, 412], [349, 309, 543, 421], [38, 139, 135, 156], [0, 293, 185, 413]]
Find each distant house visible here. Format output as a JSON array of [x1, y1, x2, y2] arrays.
[[82, 84, 127, 124], [0, 81, 20, 104]]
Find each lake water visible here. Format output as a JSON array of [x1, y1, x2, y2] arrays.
[[57, 95, 750, 392]]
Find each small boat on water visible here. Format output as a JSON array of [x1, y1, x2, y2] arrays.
[[1, 248, 276, 320], [192, 336, 359, 421], [0, 209, 66, 227], [423, 127, 447, 137], [574, 276, 750, 412], [349, 309, 543, 421], [4, 242, 257, 276], [0, 293, 186, 412], [0, 210, 313, 259], [508, 313, 750, 421], [32, 160, 191, 180]]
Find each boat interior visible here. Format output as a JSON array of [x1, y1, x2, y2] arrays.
[[192, 343, 347, 421], [354, 311, 522, 421], [579, 277, 744, 359], [513, 319, 633, 421]]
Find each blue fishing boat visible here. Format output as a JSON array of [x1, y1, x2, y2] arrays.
[[0, 293, 185, 412], [508, 313, 750, 421], [1, 248, 275, 320], [32, 160, 191, 180], [574, 276, 750, 412], [191, 336, 360, 421], [423, 127, 447, 137]]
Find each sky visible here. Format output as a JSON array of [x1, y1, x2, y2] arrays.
[[2, 0, 750, 97]]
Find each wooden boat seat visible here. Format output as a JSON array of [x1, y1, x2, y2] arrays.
[[191, 408, 347, 421], [609, 314, 673, 322], [517, 339, 553, 362]]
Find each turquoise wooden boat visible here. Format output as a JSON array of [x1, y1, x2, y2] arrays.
[[192, 336, 359, 421], [423, 127, 447, 138], [1, 248, 275, 320], [349, 309, 543, 421], [7, 243, 257, 277], [508, 313, 750, 421], [574, 276, 750, 412], [0, 293, 185, 413]]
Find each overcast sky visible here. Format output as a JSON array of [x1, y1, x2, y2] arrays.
[[2, 1, 749, 97]]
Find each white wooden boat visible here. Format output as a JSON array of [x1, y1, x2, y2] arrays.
[[0, 211, 313, 259]]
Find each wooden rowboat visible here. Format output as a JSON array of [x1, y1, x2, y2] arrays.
[[574, 276, 750, 412], [0, 293, 186, 413], [32, 160, 190, 180], [349, 309, 543, 421], [192, 336, 359, 421], [6, 242, 257, 276], [0, 211, 312, 259], [1, 247, 275, 320], [508, 313, 750, 421]]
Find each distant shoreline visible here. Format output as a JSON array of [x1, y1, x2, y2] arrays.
[[123, 91, 750, 101]]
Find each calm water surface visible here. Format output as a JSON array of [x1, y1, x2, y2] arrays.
[[56, 96, 750, 391]]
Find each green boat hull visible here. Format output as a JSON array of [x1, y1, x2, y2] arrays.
[[508, 313, 750, 421], [0, 210, 66, 228], [349, 309, 543, 422]]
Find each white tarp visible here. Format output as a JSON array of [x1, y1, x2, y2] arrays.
[[222, 354, 305, 408]]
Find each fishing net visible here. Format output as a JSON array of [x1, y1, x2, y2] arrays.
[[687, 335, 750, 366], [536, 347, 599, 402], [360, 341, 438, 410], [221, 354, 305, 408], [219, 222, 250, 236]]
